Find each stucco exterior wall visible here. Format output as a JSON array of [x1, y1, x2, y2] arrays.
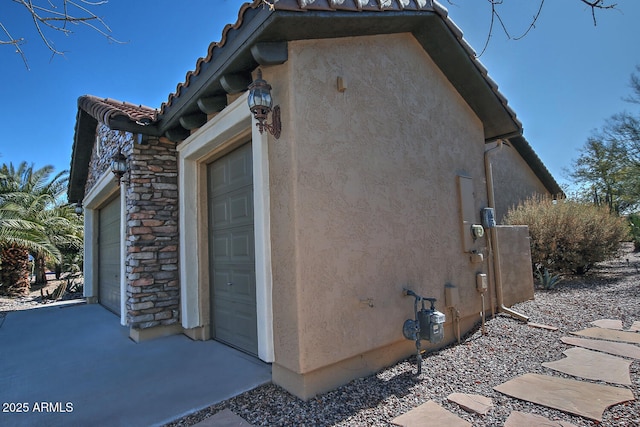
[[266, 33, 493, 392], [496, 225, 535, 306], [490, 142, 551, 222]]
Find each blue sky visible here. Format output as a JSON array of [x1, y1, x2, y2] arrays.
[[1, 0, 638, 196]]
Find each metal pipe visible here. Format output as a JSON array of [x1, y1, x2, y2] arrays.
[[480, 293, 486, 335], [484, 141, 530, 323], [450, 307, 461, 344]]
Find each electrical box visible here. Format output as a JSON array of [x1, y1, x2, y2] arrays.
[[482, 207, 496, 229], [476, 273, 488, 293], [444, 284, 459, 308], [471, 224, 485, 239], [470, 251, 484, 264]]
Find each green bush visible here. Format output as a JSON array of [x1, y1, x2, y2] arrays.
[[504, 196, 628, 275], [628, 214, 640, 251]]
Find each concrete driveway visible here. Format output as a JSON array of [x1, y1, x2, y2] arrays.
[[0, 303, 271, 427]]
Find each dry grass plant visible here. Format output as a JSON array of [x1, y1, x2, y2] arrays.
[[505, 196, 629, 275]]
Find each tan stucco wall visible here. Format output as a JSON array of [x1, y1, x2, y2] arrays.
[[265, 33, 494, 396], [496, 226, 535, 307], [490, 142, 551, 222]]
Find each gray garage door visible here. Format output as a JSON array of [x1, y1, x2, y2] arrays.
[[208, 142, 258, 356], [99, 195, 121, 315]]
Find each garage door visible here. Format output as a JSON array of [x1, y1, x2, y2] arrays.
[[99, 195, 121, 315], [208, 143, 258, 355]]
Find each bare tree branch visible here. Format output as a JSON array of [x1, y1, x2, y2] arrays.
[[579, 0, 618, 25], [0, 21, 29, 68], [1, 0, 122, 69], [512, 0, 545, 41], [448, 0, 619, 57]]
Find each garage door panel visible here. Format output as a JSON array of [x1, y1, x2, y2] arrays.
[[208, 142, 257, 356], [210, 199, 229, 229], [229, 192, 252, 223], [212, 268, 255, 302], [213, 301, 257, 352], [210, 190, 253, 230], [99, 196, 121, 316]]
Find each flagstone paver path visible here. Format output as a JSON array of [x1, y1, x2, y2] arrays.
[[542, 347, 632, 385], [571, 327, 640, 344], [493, 319, 638, 422], [503, 411, 578, 427], [390, 318, 638, 425], [191, 409, 254, 427], [591, 319, 624, 330], [494, 373, 634, 421], [391, 400, 471, 427], [560, 336, 640, 359], [447, 393, 493, 415]]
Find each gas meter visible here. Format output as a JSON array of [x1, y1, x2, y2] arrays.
[[402, 289, 446, 375]]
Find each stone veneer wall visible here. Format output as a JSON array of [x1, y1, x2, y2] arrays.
[[125, 136, 180, 329], [85, 124, 131, 192], [85, 124, 180, 329]]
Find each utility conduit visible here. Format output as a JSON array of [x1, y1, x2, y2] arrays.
[[484, 141, 530, 323]]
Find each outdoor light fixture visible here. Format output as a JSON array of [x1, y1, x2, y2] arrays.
[[247, 69, 281, 139], [74, 203, 84, 216], [110, 150, 128, 184]]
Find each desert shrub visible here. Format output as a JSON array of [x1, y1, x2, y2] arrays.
[[504, 196, 628, 275], [534, 266, 563, 290], [628, 214, 640, 251]]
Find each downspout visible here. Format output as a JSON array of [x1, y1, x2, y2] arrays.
[[484, 141, 530, 322]]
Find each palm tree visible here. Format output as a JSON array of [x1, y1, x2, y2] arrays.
[[0, 162, 83, 297]]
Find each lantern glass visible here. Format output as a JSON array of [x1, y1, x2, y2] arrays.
[[110, 151, 127, 177], [247, 70, 273, 111], [247, 69, 281, 139]]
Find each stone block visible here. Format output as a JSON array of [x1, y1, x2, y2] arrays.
[[130, 226, 153, 235], [154, 311, 173, 321], [130, 252, 155, 260], [131, 301, 155, 311], [129, 313, 154, 323], [132, 277, 154, 287]]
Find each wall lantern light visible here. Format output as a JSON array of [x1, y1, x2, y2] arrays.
[[110, 150, 128, 184], [247, 69, 281, 139], [74, 203, 84, 216]]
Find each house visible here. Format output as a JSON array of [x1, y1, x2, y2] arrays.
[[67, 0, 561, 400]]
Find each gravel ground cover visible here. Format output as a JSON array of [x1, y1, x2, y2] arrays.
[[167, 244, 640, 427], [0, 275, 83, 313]]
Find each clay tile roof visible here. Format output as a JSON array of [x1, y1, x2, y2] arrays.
[[160, 1, 256, 115], [160, 0, 440, 115], [78, 95, 158, 127]]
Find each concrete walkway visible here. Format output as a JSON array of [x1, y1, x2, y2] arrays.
[[0, 303, 271, 427]]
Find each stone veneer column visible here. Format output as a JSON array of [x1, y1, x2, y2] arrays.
[[125, 137, 180, 330]]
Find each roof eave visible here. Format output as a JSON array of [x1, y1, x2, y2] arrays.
[[157, 8, 521, 142], [508, 135, 563, 196], [67, 109, 97, 203]]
